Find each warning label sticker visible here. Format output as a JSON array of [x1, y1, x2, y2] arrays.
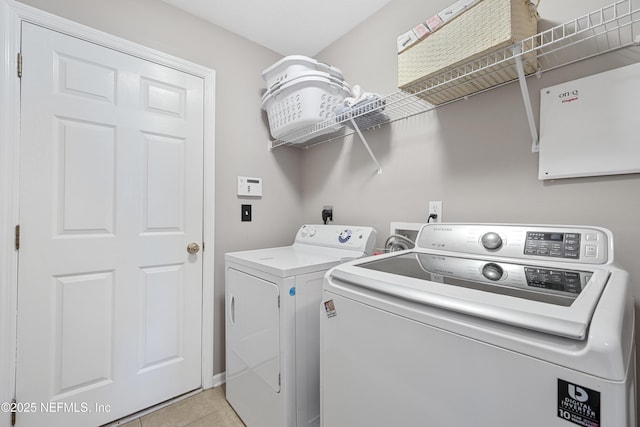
[[323, 300, 336, 318], [557, 379, 600, 427]]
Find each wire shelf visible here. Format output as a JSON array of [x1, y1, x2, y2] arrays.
[[268, 0, 640, 150]]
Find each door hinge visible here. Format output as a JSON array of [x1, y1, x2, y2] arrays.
[[277, 295, 280, 308], [278, 373, 281, 387], [10, 398, 16, 426], [17, 52, 22, 78], [15, 225, 20, 250]]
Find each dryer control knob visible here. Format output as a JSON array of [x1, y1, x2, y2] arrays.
[[481, 232, 503, 250], [482, 263, 504, 281]]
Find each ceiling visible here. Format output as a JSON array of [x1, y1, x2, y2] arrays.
[[161, 0, 394, 57]]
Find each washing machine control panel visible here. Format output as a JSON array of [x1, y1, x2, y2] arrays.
[[417, 224, 610, 264], [524, 231, 581, 259]]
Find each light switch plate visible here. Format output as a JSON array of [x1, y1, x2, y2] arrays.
[[241, 204, 252, 222]]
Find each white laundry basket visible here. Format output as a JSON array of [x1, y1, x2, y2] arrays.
[[262, 55, 344, 90], [261, 74, 351, 142]]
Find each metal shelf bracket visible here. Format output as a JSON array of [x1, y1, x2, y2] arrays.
[[513, 45, 539, 153], [349, 118, 383, 175]]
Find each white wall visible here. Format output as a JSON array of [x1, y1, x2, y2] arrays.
[[309, 0, 640, 294], [309, 0, 640, 241], [308, 0, 640, 406], [16, 0, 304, 376]]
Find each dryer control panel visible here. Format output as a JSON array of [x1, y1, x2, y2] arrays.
[[295, 224, 377, 255], [417, 224, 611, 264]]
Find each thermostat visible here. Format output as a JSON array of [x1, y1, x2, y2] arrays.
[[237, 176, 262, 197]]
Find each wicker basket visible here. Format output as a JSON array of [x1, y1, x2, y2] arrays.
[[398, 0, 538, 104]]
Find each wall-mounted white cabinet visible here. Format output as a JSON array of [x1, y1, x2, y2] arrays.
[[539, 62, 640, 180]]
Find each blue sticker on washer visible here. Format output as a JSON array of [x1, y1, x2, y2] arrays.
[[289, 287, 296, 296]]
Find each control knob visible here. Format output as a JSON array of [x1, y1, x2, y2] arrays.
[[482, 263, 504, 281], [481, 232, 503, 250]]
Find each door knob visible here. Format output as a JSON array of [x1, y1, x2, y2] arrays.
[[187, 242, 200, 254]]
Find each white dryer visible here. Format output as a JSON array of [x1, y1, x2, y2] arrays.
[[225, 224, 376, 427], [321, 223, 636, 427]]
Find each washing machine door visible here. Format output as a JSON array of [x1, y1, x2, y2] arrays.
[[329, 251, 609, 340]]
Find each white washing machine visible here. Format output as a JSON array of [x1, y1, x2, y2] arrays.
[[225, 224, 377, 427], [321, 223, 636, 427]]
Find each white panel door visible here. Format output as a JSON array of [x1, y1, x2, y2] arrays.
[[16, 22, 204, 426]]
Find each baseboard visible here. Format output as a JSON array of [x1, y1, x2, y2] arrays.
[[212, 372, 226, 388]]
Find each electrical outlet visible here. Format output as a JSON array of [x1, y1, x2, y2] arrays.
[[322, 205, 333, 224], [428, 201, 443, 223]]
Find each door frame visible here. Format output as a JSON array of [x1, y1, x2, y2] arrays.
[[0, 0, 216, 416]]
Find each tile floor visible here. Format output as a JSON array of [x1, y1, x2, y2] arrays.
[[117, 386, 244, 427]]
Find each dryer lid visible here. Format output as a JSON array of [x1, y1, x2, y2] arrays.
[[226, 245, 348, 277]]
